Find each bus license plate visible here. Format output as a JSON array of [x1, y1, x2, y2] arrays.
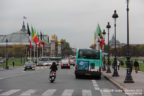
[[85, 73, 91, 76]]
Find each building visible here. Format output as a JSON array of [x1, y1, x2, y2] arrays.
[[109, 34, 121, 48], [0, 21, 62, 57], [0, 21, 30, 46]]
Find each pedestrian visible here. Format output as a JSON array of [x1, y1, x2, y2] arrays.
[[117, 60, 120, 70], [120, 60, 124, 66], [112, 61, 114, 69], [134, 59, 139, 73], [130, 61, 133, 73], [12, 61, 15, 67]]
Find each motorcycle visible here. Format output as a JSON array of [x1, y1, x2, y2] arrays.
[[49, 71, 56, 83]]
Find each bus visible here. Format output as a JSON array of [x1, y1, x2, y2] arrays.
[[75, 49, 102, 79]]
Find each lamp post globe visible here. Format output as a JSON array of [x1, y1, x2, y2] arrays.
[[106, 22, 111, 73], [124, 0, 134, 83], [112, 10, 119, 77]]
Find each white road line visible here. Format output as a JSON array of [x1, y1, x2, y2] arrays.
[[42, 89, 56, 96], [61, 89, 74, 96], [82, 89, 92, 96], [91, 80, 100, 91], [20, 89, 36, 96], [100, 91, 112, 96], [92, 80, 112, 96], [0, 78, 3, 80], [0, 89, 20, 95]]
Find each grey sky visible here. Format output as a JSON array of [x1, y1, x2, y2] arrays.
[[0, 0, 144, 48]]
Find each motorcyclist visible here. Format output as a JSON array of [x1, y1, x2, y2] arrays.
[[50, 62, 58, 73]]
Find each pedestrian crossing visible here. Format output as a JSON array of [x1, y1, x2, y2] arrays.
[[0, 89, 87, 96], [0, 88, 125, 96], [36, 66, 49, 70]]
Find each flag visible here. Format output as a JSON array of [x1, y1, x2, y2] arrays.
[[97, 24, 102, 36], [100, 38, 104, 49], [94, 27, 99, 49], [31, 27, 39, 44], [27, 24, 32, 48], [40, 32, 45, 48], [37, 32, 41, 49]]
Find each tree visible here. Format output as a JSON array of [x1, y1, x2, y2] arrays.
[[61, 39, 74, 57]]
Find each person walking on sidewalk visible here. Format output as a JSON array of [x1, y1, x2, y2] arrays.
[[117, 60, 120, 70], [12, 61, 15, 68], [134, 59, 139, 73]]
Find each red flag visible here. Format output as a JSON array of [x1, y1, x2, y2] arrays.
[[100, 38, 104, 49]]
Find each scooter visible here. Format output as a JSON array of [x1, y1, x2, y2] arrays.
[[49, 71, 56, 83]]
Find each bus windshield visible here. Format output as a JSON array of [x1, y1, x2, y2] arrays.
[[78, 49, 100, 59]]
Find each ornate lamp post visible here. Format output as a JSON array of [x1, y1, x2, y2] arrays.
[[112, 10, 119, 77], [5, 39, 9, 69], [102, 29, 106, 71], [106, 22, 111, 73], [124, 0, 134, 83]]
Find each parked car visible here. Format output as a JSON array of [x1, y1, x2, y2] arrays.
[[61, 59, 70, 69], [24, 61, 35, 71]]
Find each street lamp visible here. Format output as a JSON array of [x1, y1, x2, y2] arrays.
[[5, 39, 9, 69], [106, 22, 111, 73], [102, 29, 106, 71], [112, 10, 119, 77], [124, 0, 134, 83]]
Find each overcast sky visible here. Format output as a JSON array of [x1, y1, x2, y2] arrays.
[[0, 0, 144, 48]]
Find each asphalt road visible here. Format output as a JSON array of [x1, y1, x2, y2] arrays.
[[0, 66, 126, 96]]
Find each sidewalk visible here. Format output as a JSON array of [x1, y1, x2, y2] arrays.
[[102, 67, 144, 96]]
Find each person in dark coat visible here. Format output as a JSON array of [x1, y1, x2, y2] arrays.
[[134, 59, 139, 73], [120, 60, 124, 66], [50, 62, 58, 72]]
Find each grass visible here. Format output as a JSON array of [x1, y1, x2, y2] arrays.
[[108, 58, 144, 72], [0, 58, 25, 67]]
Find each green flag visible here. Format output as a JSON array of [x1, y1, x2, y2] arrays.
[[31, 26, 34, 37], [97, 24, 102, 35]]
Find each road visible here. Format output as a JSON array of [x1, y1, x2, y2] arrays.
[[0, 66, 126, 96]]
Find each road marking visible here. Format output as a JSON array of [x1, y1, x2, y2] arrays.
[[20, 89, 36, 96], [92, 80, 112, 96], [0, 78, 3, 80], [100, 89, 112, 96], [0, 89, 20, 95], [91, 80, 100, 91], [61, 89, 74, 96], [42, 89, 56, 96], [82, 89, 92, 96]]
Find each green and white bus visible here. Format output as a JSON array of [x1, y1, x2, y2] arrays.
[[75, 49, 102, 79]]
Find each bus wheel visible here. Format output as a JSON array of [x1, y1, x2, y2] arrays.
[[97, 76, 101, 80]]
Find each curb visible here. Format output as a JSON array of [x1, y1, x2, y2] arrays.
[[102, 72, 128, 96], [102, 72, 144, 96]]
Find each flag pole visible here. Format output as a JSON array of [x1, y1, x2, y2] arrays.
[[30, 47, 32, 61], [25, 46, 27, 61], [34, 44, 35, 62], [42, 46, 43, 57], [37, 43, 38, 65]]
